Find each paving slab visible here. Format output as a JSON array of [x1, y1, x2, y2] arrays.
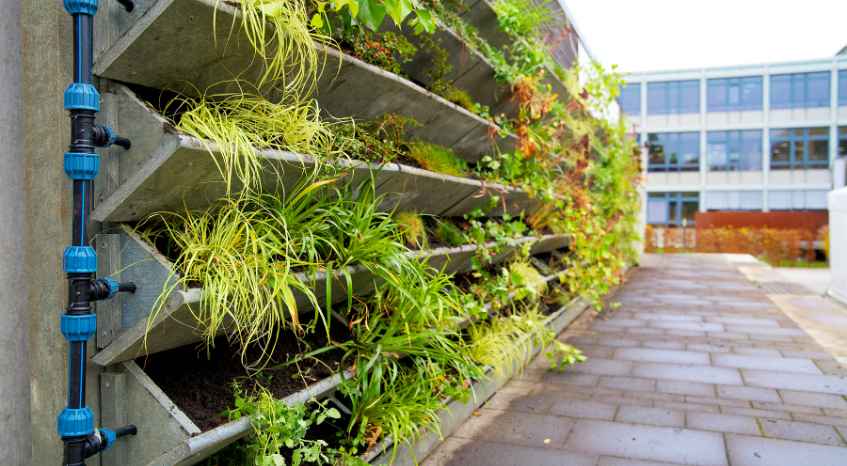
[[424, 254, 847, 466], [726, 434, 847, 466]]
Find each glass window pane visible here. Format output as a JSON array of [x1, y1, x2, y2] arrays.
[[840, 70, 847, 106], [807, 72, 830, 107], [647, 196, 668, 224], [647, 82, 667, 115], [681, 201, 699, 224], [770, 140, 790, 168], [792, 139, 805, 167], [840, 126, 847, 157], [791, 75, 806, 108], [708, 80, 727, 111], [771, 75, 791, 109], [680, 80, 699, 113], [740, 130, 762, 170], [809, 140, 829, 163], [742, 77, 763, 110], [619, 83, 641, 115]]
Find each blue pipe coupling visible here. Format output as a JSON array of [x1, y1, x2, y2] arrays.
[[64, 152, 99, 180], [64, 0, 98, 15], [61, 314, 96, 342], [63, 246, 97, 273], [64, 83, 100, 112], [57, 407, 94, 438]]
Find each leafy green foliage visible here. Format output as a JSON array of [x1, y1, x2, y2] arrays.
[[433, 219, 465, 247], [545, 341, 586, 372], [225, 386, 340, 466]]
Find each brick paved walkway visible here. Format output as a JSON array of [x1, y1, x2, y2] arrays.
[[424, 254, 847, 466]]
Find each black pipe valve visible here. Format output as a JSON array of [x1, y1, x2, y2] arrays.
[[91, 277, 136, 301], [92, 125, 131, 150]]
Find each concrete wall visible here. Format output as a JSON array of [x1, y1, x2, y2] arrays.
[[829, 188, 847, 305], [0, 1, 31, 464], [20, 1, 95, 464]]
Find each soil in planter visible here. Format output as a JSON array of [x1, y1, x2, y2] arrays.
[[141, 324, 350, 431]]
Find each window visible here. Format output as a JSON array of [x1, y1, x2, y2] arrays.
[[770, 72, 831, 109], [707, 76, 762, 111], [619, 83, 641, 115], [647, 192, 700, 226], [769, 190, 829, 210], [704, 191, 763, 211], [707, 130, 762, 171], [646, 132, 700, 172], [769, 127, 829, 169], [840, 71, 847, 106], [840, 127, 847, 157], [647, 80, 699, 115]]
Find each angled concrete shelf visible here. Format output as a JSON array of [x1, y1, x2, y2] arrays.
[[94, 85, 535, 223], [457, 0, 570, 99], [93, 226, 570, 367], [94, 0, 512, 162], [385, 21, 517, 117], [101, 362, 351, 466]]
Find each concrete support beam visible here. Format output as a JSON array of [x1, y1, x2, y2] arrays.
[[0, 1, 31, 464]]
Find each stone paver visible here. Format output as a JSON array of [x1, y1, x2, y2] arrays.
[[425, 254, 847, 465]]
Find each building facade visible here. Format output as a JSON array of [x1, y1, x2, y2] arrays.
[[623, 53, 847, 226]]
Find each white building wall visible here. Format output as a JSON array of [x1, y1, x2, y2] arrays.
[[625, 55, 847, 219]]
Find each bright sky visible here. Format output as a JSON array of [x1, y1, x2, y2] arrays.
[[563, 0, 847, 73]]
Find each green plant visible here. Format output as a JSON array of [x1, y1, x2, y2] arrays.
[[223, 0, 328, 94], [433, 219, 465, 247], [394, 211, 428, 248], [507, 261, 546, 301], [545, 341, 586, 372], [172, 92, 348, 193], [225, 385, 341, 466], [467, 305, 552, 376], [406, 141, 468, 177]]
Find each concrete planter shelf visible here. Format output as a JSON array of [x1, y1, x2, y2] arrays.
[[385, 21, 517, 117], [100, 362, 353, 466], [100, 268, 585, 466], [456, 0, 570, 99], [95, 85, 537, 223], [94, 0, 513, 162], [92, 226, 570, 366]]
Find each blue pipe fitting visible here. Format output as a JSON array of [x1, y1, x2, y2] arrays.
[[57, 407, 95, 438], [64, 152, 99, 180], [64, 83, 100, 112], [102, 277, 119, 298], [100, 428, 116, 449], [63, 246, 97, 273], [64, 0, 98, 16], [61, 314, 96, 342]]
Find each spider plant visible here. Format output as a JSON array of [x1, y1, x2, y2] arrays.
[[144, 175, 338, 368], [170, 91, 350, 194], [219, 0, 330, 94]]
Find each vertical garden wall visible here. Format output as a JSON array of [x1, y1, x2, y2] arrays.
[[65, 0, 646, 464]]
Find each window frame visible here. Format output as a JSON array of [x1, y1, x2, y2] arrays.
[[647, 80, 700, 115], [769, 127, 830, 170], [707, 76, 763, 112], [646, 132, 701, 172], [647, 192, 700, 226], [619, 83, 641, 116], [770, 72, 831, 109], [706, 130, 763, 171]]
